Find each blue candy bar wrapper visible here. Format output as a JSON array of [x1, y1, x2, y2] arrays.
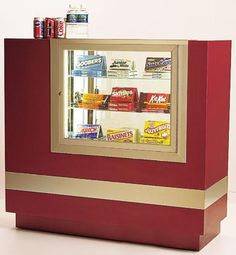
[[72, 55, 107, 77]]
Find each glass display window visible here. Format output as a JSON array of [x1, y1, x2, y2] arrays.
[[51, 39, 188, 162]]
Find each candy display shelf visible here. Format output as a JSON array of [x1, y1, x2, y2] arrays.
[[5, 39, 231, 251], [68, 74, 171, 80], [69, 106, 170, 113]]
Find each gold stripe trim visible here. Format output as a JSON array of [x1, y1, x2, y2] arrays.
[[5, 172, 227, 210]]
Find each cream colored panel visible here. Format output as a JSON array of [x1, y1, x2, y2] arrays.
[[6, 172, 227, 210], [204, 177, 228, 208]]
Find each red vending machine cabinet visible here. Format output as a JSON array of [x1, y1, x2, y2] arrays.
[[5, 39, 231, 250]]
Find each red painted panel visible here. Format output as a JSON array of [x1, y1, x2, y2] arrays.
[[6, 190, 226, 250], [4, 39, 230, 189], [6, 190, 204, 235], [16, 213, 200, 250], [199, 193, 227, 249], [205, 41, 231, 187]]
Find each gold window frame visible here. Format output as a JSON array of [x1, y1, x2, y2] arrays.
[[51, 39, 188, 162]]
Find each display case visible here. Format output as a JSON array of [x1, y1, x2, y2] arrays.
[[51, 40, 187, 162], [5, 39, 231, 251]]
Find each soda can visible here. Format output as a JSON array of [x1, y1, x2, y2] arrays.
[[55, 18, 66, 38], [44, 18, 55, 38], [34, 17, 44, 39]]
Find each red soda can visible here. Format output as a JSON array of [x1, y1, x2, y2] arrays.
[[34, 17, 44, 39], [44, 18, 55, 38], [55, 18, 66, 38]]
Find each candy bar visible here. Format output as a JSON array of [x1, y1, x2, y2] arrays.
[[143, 121, 170, 145], [108, 87, 138, 111], [76, 93, 110, 110], [107, 59, 137, 78], [140, 136, 169, 145], [110, 87, 138, 103], [108, 102, 135, 112], [107, 69, 138, 78], [72, 55, 107, 77], [109, 87, 139, 112], [75, 124, 103, 139], [138, 92, 170, 113], [109, 59, 135, 70], [106, 129, 138, 143], [145, 57, 171, 73]]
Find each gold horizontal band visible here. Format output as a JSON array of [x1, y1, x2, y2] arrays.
[[5, 171, 227, 210]]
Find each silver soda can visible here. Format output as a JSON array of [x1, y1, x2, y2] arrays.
[[55, 18, 66, 38]]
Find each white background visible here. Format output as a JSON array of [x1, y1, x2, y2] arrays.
[[0, 0, 236, 199]]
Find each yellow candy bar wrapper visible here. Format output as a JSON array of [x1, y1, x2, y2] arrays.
[[143, 120, 170, 144], [140, 136, 170, 146], [82, 93, 105, 102], [106, 129, 138, 143]]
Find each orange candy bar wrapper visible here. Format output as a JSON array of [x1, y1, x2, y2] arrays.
[[77, 93, 109, 110]]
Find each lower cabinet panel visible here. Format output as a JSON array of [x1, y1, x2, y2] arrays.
[[6, 190, 227, 250]]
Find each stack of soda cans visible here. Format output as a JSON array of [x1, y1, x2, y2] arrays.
[[34, 17, 66, 39]]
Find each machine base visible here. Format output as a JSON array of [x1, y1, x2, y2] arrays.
[[14, 194, 226, 251]]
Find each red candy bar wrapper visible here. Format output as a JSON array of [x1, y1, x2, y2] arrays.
[[138, 92, 171, 113], [109, 87, 138, 105], [108, 102, 135, 112]]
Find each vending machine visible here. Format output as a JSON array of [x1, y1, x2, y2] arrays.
[[5, 39, 231, 250]]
